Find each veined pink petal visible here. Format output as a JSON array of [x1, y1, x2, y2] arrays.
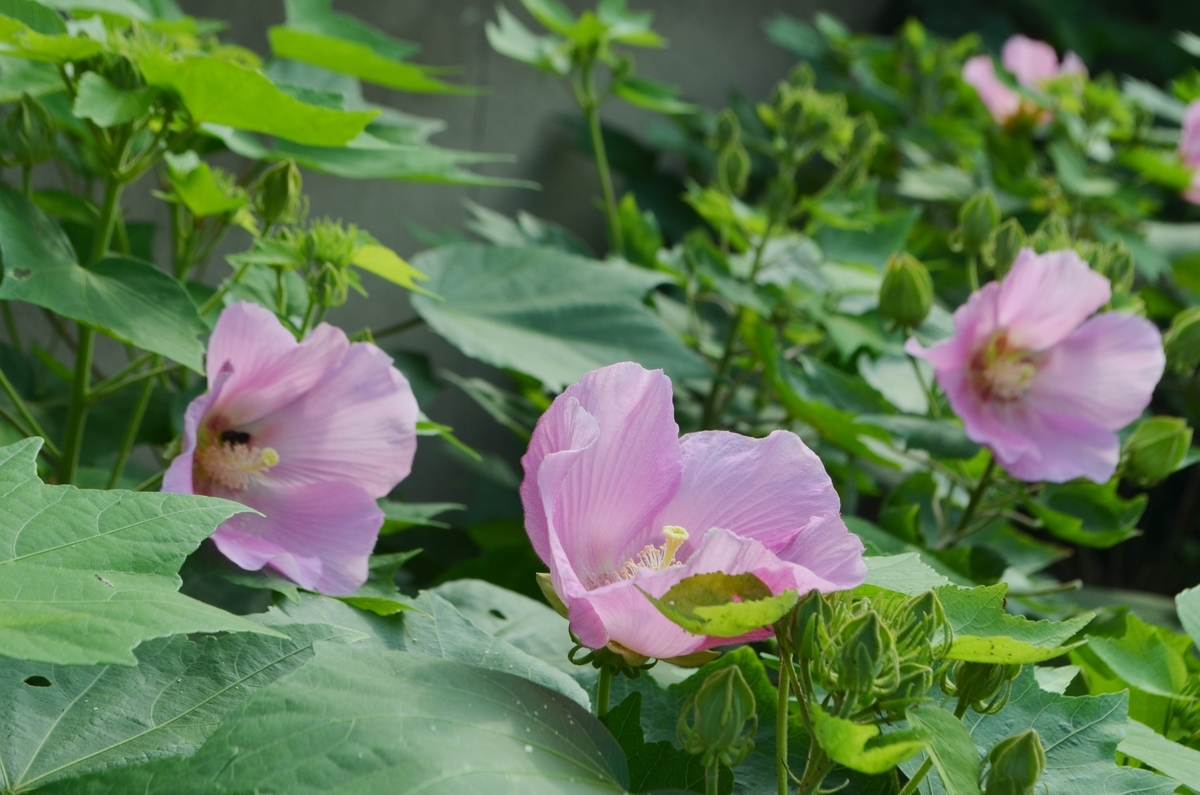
[[773, 513, 867, 591], [567, 528, 817, 659], [963, 55, 1021, 123], [907, 280, 1002, 372], [651, 430, 843, 557], [212, 480, 384, 595], [1180, 101, 1200, 168], [520, 363, 682, 585], [1001, 35, 1061, 87], [163, 364, 232, 496], [205, 302, 348, 427], [937, 367, 1040, 465], [251, 342, 418, 499], [990, 405, 1120, 483], [1186, 169, 1200, 206], [1060, 51, 1088, 77], [997, 248, 1111, 350], [1027, 311, 1163, 429]]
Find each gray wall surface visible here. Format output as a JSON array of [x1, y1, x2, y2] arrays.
[[42, 1, 887, 500]]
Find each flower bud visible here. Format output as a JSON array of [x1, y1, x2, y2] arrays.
[[677, 666, 758, 768], [879, 252, 934, 330], [984, 729, 1046, 795], [256, 159, 303, 226], [717, 144, 750, 196], [1123, 416, 1192, 487], [835, 611, 899, 697], [713, 108, 740, 150], [7, 93, 56, 166], [1095, 240, 1135, 294], [954, 189, 1000, 256], [985, 218, 1027, 278], [943, 661, 1020, 716], [1164, 306, 1200, 375]]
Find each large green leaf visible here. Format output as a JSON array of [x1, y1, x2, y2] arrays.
[[0, 438, 278, 665], [604, 691, 729, 794], [410, 244, 708, 390], [283, 0, 418, 61], [1118, 720, 1200, 791], [1083, 614, 1188, 698], [858, 553, 951, 595], [642, 572, 798, 638], [812, 704, 925, 774], [958, 667, 1176, 795], [1175, 584, 1200, 648], [46, 644, 630, 794], [72, 72, 159, 127], [0, 185, 207, 371], [906, 707, 981, 795], [938, 585, 1092, 664], [0, 624, 348, 791], [138, 52, 376, 146], [1026, 480, 1146, 549]]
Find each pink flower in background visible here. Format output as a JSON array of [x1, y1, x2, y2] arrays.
[[1179, 101, 1200, 205], [165, 302, 418, 595], [907, 249, 1164, 483], [520, 362, 865, 661], [962, 34, 1087, 124]]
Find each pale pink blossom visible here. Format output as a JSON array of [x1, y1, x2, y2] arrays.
[[962, 35, 1087, 124], [1179, 101, 1200, 205], [907, 249, 1163, 483], [520, 362, 865, 661], [165, 302, 418, 595]]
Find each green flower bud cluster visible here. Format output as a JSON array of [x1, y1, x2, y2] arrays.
[[677, 666, 758, 769], [255, 160, 305, 227], [7, 93, 57, 167], [940, 661, 1020, 716], [983, 218, 1027, 278], [879, 252, 934, 330], [1122, 416, 1193, 488], [757, 64, 854, 174], [950, 189, 1000, 258], [709, 109, 750, 197], [982, 729, 1046, 795], [792, 590, 951, 720], [1164, 306, 1200, 375], [300, 218, 363, 309]]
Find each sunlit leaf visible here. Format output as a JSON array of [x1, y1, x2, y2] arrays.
[[642, 571, 798, 638]]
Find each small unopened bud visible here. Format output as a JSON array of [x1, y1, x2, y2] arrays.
[[879, 252, 934, 330], [1164, 306, 1200, 375], [1096, 240, 1135, 294], [944, 661, 1020, 716], [1123, 416, 1192, 487], [7, 93, 56, 166], [836, 611, 898, 697], [677, 666, 758, 768], [256, 159, 303, 226], [717, 145, 750, 196], [984, 729, 1046, 795], [985, 218, 1027, 278], [954, 189, 1000, 256], [713, 109, 740, 150]]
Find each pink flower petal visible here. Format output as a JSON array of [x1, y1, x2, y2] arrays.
[[520, 363, 682, 585], [213, 480, 384, 595], [773, 513, 867, 591], [567, 528, 816, 659], [163, 363, 233, 496], [938, 367, 1040, 465], [651, 430, 844, 557], [997, 248, 1111, 350], [1001, 35, 1061, 87], [250, 342, 419, 499], [1180, 101, 1200, 168], [963, 55, 1021, 123], [1060, 51, 1088, 77], [991, 406, 1120, 483], [1027, 312, 1164, 429], [1186, 169, 1200, 206], [205, 302, 348, 426]]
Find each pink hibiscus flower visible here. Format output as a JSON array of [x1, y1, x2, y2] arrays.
[[520, 362, 866, 662], [165, 301, 419, 595], [907, 249, 1164, 483], [1179, 101, 1200, 205], [962, 34, 1087, 125]]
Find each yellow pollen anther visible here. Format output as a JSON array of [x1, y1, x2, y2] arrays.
[[196, 439, 279, 492], [615, 525, 690, 582]]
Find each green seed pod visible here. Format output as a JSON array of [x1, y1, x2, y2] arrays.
[[985, 218, 1027, 278], [716, 144, 750, 196], [677, 666, 758, 768], [256, 159, 304, 226], [7, 93, 57, 166], [1123, 416, 1192, 487], [954, 189, 1001, 256], [983, 730, 1046, 795], [879, 252, 934, 330], [1164, 306, 1200, 375]]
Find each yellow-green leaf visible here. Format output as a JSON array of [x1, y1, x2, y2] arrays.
[[352, 243, 433, 295]]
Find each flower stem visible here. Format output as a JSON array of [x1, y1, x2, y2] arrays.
[[951, 454, 997, 540], [59, 178, 122, 484], [134, 468, 164, 491], [107, 356, 158, 488], [908, 354, 940, 418], [577, 59, 623, 258], [776, 647, 791, 795], [967, 254, 980, 292], [596, 666, 613, 717], [705, 760, 720, 795], [21, 166, 31, 198], [2, 301, 20, 349], [0, 365, 58, 456], [898, 757, 933, 795], [371, 316, 424, 340]]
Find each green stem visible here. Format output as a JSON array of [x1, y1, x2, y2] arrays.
[[2, 301, 20, 349], [909, 354, 940, 418], [90, 363, 179, 403], [0, 365, 58, 455], [59, 179, 122, 484], [777, 647, 791, 795], [898, 757, 933, 795], [596, 666, 612, 718], [134, 468, 164, 492], [705, 760, 720, 795], [21, 166, 31, 198], [106, 356, 158, 488], [91, 351, 153, 396], [371, 316, 425, 340], [578, 61, 623, 258], [197, 261, 251, 317], [951, 455, 997, 540], [967, 254, 980, 292]]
